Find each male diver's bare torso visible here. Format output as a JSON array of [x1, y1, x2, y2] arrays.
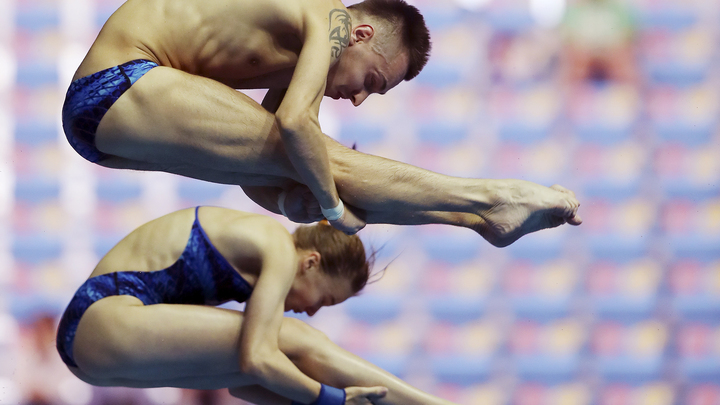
[[73, 0, 345, 88]]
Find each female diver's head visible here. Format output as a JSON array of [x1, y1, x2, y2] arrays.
[[285, 222, 373, 316]]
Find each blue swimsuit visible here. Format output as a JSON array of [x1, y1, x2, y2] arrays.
[[56, 207, 254, 368], [62, 59, 158, 163]]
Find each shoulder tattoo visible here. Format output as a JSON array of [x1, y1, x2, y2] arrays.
[[328, 9, 351, 58]]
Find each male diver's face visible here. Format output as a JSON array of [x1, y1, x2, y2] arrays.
[[325, 25, 409, 107], [285, 251, 354, 316]]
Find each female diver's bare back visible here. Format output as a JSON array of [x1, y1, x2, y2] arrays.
[[89, 207, 263, 283]]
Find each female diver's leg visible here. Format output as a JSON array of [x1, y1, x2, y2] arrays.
[[71, 296, 455, 405]]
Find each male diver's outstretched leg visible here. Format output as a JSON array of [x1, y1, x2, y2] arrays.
[[95, 67, 580, 246], [243, 181, 581, 247]]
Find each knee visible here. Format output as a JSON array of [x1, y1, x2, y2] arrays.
[[281, 317, 329, 341], [279, 318, 332, 361]]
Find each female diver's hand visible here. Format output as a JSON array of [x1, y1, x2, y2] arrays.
[[344, 386, 388, 404]]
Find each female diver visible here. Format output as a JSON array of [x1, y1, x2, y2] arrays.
[[57, 206, 456, 405]]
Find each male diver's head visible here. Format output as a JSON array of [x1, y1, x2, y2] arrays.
[[326, 0, 431, 106]]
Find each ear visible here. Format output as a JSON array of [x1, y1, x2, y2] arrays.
[[302, 251, 322, 273], [350, 24, 375, 45]]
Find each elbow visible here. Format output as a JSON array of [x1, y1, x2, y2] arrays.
[[275, 111, 315, 138], [239, 354, 266, 378], [275, 113, 303, 136]]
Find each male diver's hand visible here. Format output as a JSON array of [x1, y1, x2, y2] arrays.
[[329, 205, 366, 235], [344, 386, 388, 404], [281, 185, 365, 234], [282, 184, 323, 223]]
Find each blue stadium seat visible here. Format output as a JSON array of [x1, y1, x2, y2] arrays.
[[582, 179, 641, 202], [591, 296, 657, 320], [485, 9, 534, 33], [15, 63, 58, 88], [586, 235, 649, 262], [96, 180, 143, 203], [343, 294, 402, 324], [574, 122, 635, 145], [419, 232, 480, 264], [428, 295, 487, 324], [12, 234, 62, 264], [680, 358, 720, 382], [339, 122, 386, 145], [637, 8, 698, 30], [673, 295, 720, 321], [595, 356, 664, 382], [430, 355, 494, 385], [14, 178, 60, 204], [14, 121, 58, 145], [498, 121, 554, 144], [645, 62, 708, 88], [417, 122, 468, 145], [667, 235, 720, 261], [15, 7, 59, 32], [421, 8, 464, 30], [7, 292, 64, 322], [514, 355, 580, 382], [178, 179, 228, 205], [653, 120, 714, 146], [661, 179, 719, 200], [510, 296, 572, 320], [414, 63, 463, 88]]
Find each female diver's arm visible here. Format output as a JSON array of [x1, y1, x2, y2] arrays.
[[235, 217, 324, 404]]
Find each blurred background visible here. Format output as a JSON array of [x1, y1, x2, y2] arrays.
[[1, 0, 720, 403]]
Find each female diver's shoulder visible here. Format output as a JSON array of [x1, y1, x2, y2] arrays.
[[199, 206, 294, 249]]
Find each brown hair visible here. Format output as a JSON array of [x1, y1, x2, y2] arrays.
[[293, 222, 373, 294], [348, 0, 431, 81]]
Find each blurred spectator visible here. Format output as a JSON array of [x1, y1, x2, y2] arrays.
[[561, 0, 638, 85], [489, 30, 560, 85], [15, 314, 69, 405]]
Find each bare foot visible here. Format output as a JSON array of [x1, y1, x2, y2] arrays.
[[472, 180, 582, 247]]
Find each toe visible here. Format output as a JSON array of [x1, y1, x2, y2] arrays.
[[568, 213, 583, 225]]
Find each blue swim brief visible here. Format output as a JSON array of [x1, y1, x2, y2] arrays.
[[62, 59, 158, 163]]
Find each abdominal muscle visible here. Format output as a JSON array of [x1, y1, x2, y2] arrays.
[[73, 0, 306, 89]]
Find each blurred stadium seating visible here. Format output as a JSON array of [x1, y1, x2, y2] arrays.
[[1, 0, 719, 404]]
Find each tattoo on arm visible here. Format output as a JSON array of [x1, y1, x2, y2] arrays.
[[328, 9, 351, 58]]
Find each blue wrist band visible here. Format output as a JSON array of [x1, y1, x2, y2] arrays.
[[291, 384, 346, 405]]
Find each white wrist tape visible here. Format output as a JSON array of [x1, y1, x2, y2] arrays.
[[277, 190, 288, 217], [321, 199, 344, 221]]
